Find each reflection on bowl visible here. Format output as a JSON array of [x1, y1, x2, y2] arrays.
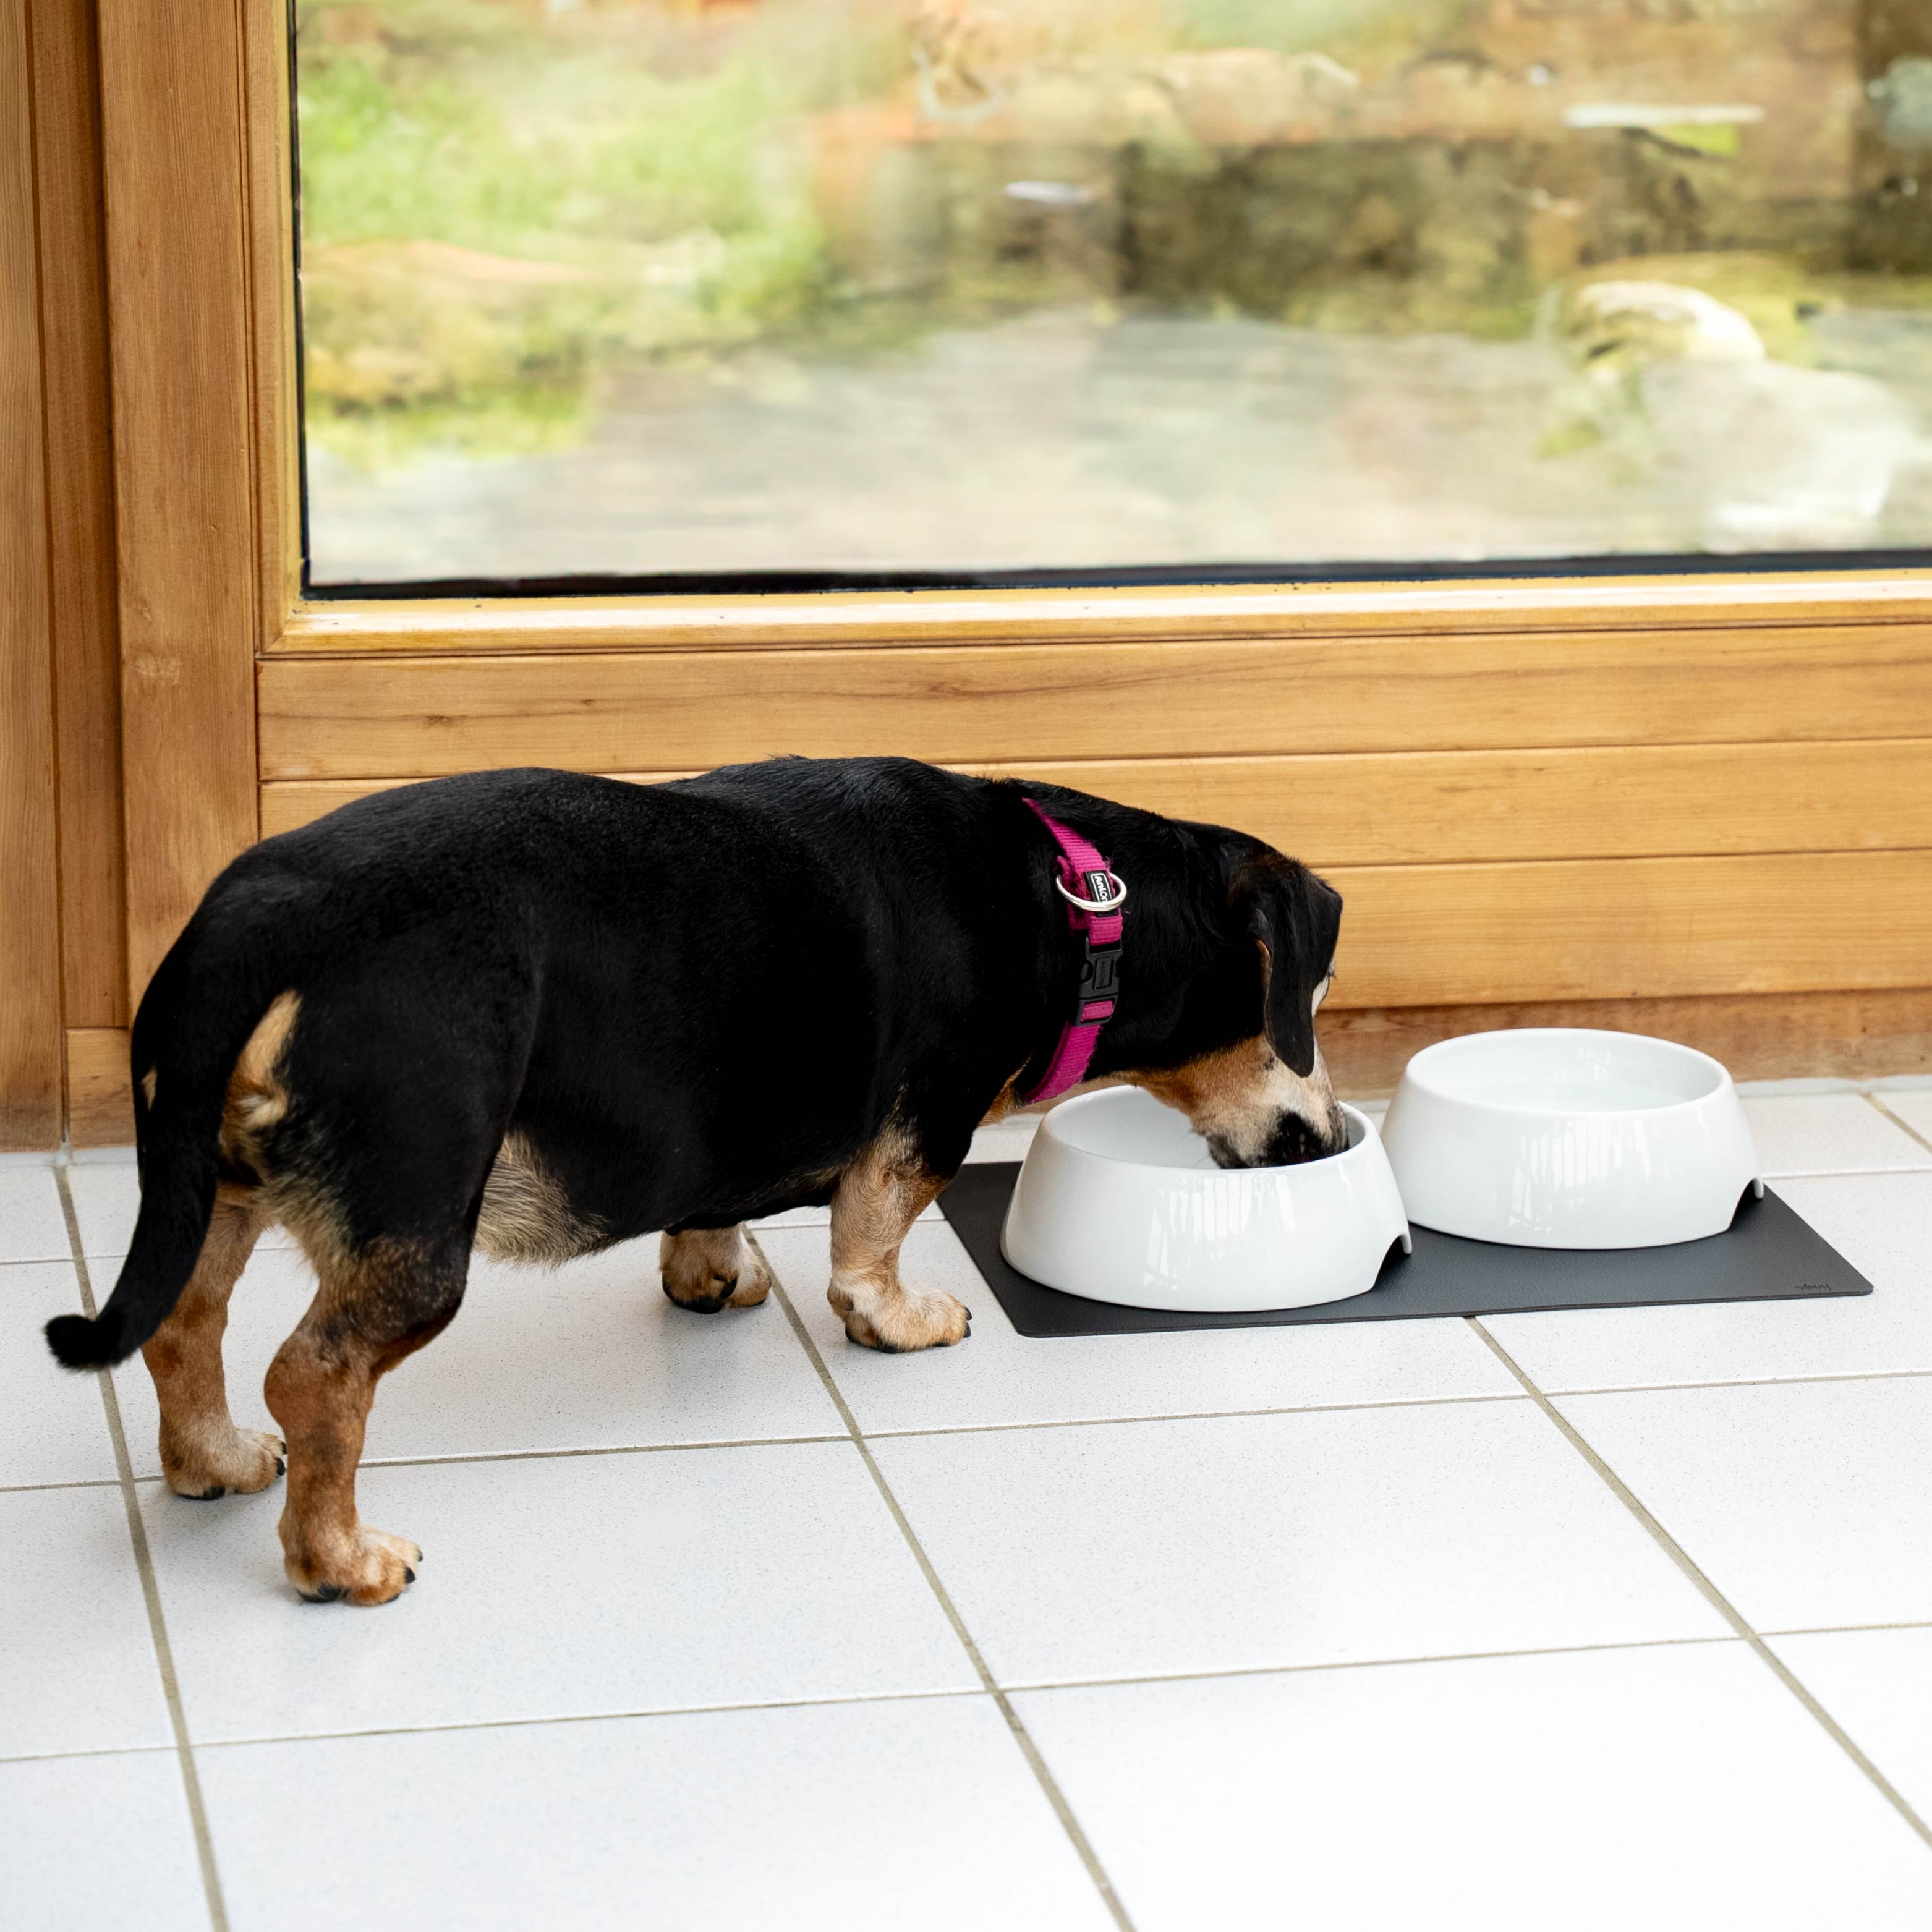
[[1380, 1028, 1763, 1251], [1000, 1088, 1410, 1313]]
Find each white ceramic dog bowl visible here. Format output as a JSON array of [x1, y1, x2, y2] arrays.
[[1380, 1029, 1763, 1250], [1000, 1089, 1410, 1313]]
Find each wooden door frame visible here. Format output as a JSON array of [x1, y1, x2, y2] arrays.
[[2, 0, 63, 1149], [80, 0, 1932, 1126], [7, 0, 129, 1149]]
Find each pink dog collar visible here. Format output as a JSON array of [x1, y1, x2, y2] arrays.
[[1023, 799, 1126, 1104]]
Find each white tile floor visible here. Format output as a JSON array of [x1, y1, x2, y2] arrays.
[[4, 1084, 1931, 1929]]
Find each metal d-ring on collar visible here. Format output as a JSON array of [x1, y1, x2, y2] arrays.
[[1055, 872, 1128, 913]]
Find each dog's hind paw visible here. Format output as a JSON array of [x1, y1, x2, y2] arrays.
[[162, 1426, 286, 1500], [660, 1225, 770, 1313]]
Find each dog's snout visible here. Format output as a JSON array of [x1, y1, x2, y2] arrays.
[[1261, 1109, 1340, 1167], [1209, 1104, 1348, 1170]]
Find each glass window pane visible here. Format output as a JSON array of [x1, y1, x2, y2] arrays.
[[294, 0, 1932, 587]]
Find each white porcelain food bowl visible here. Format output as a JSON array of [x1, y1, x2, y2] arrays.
[[1379, 1028, 1763, 1250], [1000, 1088, 1410, 1313]]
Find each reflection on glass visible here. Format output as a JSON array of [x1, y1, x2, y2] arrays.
[[295, 0, 1932, 585]]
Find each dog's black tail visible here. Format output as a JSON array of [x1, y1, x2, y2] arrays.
[[45, 872, 315, 1372]]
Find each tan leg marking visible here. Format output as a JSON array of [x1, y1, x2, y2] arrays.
[[263, 1240, 446, 1607], [140, 1184, 284, 1499], [215, 987, 358, 1265], [659, 1223, 772, 1312], [827, 1130, 968, 1352], [220, 991, 299, 1160]]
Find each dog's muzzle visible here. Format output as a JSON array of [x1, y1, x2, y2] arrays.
[[1209, 1108, 1346, 1170]]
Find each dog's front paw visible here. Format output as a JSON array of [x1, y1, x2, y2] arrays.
[[829, 1285, 971, 1352], [284, 1524, 422, 1607], [162, 1424, 286, 1500]]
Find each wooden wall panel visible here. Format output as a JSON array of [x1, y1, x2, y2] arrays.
[[1327, 851, 1932, 1008], [1, 0, 63, 1149], [257, 629, 1932, 781], [1000, 746, 1932, 864], [1323, 990, 1932, 1096], [252, 621, 1932, 1021], [65, 1026, 133, 1147], [260, 739, 1932, 863], [98, 0, 259, 1005], [31, 0, 126, 1029]]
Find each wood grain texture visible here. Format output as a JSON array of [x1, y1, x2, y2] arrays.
[[30, 0, 126, 1028], [242, 0, 299, 636], [1, 0, 64, 1148], [64, 1026, 132, 1147], [277, 569, 1932, 656], [1326, 851, 1932, 1008], [1324, 989, 1932, 1096], [258, 739, 1932, 864], [1011, 746, 1932, 864], [257, 630, 1932, 780], [100, 0, 260, 1005]]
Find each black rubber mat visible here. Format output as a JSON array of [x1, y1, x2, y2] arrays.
[[938, 1164, 1872, 1338]]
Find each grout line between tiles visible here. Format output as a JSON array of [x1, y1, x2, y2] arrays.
[[17, 1630, 1836, 1760], [80, 1367, 1913, 1484], [182, 1687, 990, 1753], [33, 1371, 1932, 1491], [1866, 1093, 1932, 1159], [320, 1397, 1521, 1466], [56, 1172, 232, 1932], [110, 1397, 1517, 1484], [0, 1740, 187, 1769], [770, 1275, 1139, 1932], [347, 1390, 1523, 1458], [1761, 1618, 1932, 1638], [863, 1391, 1528, 1439], [354, 1433, 849, 1468], [992, 1632, 1745, 1693], [1468, 1315, 1932, 1856], [0, 1475, 126, 1494], [1522, 1366, 1932, 1401]]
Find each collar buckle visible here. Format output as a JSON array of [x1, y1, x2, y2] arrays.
[[1079, 937, 1122, 1012]]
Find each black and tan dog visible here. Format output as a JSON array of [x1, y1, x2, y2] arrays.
[[47, 759, 1345, 1604]]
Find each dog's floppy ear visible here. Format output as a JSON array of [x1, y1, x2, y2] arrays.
[[1240, 862, 1343, 1078]]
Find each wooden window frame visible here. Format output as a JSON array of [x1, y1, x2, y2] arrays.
[[84, 0, 1932, 1114]]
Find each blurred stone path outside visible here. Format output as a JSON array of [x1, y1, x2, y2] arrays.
[[307, 307, 1932, 584]]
